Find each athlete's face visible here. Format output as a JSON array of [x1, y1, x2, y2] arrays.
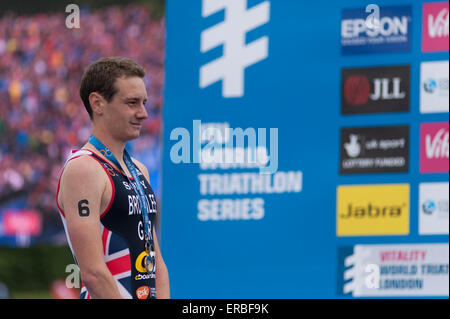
[[105, 76, 148, 141]]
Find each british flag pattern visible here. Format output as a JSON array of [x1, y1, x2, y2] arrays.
[[79, 225, 133, 299], [56, 149, 157, 299]]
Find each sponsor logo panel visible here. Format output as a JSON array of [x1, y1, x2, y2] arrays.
[[342, 65, 410, 114], [420, 122, 449, 173], [136, 286, 150, 299], [340, 125, 409, 174], [338, 243, 449, 297], [337, 184, 410, 236], [422, 1, 449, 52], [420, 61, 449, 114], [341, 6, 412, 55], [419, 182, 449, 235]]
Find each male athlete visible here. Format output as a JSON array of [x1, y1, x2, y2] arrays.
[[56, 57, 170, 299]]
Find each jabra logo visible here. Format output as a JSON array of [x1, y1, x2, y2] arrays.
[[336, 184, 410, 236], [340, 203, 406, 218]]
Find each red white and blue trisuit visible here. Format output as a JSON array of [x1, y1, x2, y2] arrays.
[[56, 149, 157, 299]]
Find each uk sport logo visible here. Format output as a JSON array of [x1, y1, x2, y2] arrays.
[[199, 0, 270, 98]]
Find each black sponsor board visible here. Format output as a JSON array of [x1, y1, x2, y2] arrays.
[[341, 65, 410, 114], [340, 125, 409, 174]]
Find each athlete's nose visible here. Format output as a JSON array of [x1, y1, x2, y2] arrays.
[[136, 101, 148, 120]]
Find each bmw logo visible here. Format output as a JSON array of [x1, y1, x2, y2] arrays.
[[423, 79, 437, 93], [422, 200, 436, 215]]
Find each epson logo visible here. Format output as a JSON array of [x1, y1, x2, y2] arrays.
[[342, 16, 409, 38], [341, 6, 412, 55]]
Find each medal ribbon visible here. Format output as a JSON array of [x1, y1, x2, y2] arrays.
[[88, 135, 155, 274]]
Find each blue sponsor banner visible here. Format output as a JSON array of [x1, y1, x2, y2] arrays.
[[162, 0, 449, 299], [341, 6, 412, 55]]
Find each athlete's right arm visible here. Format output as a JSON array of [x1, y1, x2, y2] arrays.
[[59, 156, 122, 299]]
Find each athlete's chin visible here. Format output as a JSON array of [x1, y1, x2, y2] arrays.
[[124, 130, 141, 141], [121, 124, 143, 141], [129, 131, 141, 140]]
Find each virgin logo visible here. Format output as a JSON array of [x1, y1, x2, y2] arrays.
[[428, 8, 449, 38], [421, 122, 449, 173], [422, 2, 449, 52], [426, 128, 449, 159]]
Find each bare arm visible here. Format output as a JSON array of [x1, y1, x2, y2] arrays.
[[59, 156, 122, 299], [134, 159, 171, 299], [153, 227, 170, 299]]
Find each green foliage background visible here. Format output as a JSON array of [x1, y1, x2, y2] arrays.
[[0, 246, 75, 295]]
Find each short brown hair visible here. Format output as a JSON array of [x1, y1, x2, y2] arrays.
[[79, 57, 146, 120]]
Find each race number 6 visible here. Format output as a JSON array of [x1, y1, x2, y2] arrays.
[[78, 199, 90, 217]]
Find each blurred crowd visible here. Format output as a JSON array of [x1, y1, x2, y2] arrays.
[[0, 4, 164, 244]]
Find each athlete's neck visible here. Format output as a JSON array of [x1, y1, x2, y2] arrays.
[[89, 126, 126, 164]]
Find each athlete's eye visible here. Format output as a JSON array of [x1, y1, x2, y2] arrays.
[[126, 99, 147, 107]]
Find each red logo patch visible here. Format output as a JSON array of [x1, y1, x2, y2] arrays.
[[136, 286, 149, 299]]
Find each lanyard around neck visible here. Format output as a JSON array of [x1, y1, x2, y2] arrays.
[[88, 136, 155, 257]]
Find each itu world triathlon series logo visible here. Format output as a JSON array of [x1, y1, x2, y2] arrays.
[[199, 0, 270, 98]]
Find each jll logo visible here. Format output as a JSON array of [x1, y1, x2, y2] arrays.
[[344, 76, 405, 105], [371, 77, 405, 101]]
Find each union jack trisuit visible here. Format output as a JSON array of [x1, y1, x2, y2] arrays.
[[56, 149, 158, 299]]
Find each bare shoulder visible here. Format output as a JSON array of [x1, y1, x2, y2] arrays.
[[59, 155, 108, 209], [61, 155, 105, 185]]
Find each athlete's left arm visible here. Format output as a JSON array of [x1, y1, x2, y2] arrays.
[[134, 159, 171, 299], [153, 227, 170, 299]]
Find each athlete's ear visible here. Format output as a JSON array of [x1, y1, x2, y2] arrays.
[[89, 92, 106, 117]]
